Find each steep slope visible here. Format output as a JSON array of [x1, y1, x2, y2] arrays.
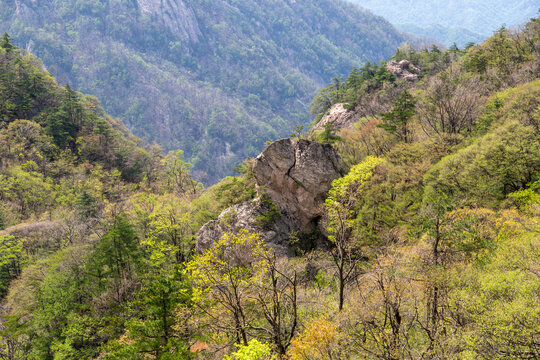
[[0, 0, 413, 183], [348, 0, 538, 45]]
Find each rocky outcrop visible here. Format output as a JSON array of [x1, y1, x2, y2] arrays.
[[386, 59, 420, 81], [15, 0, 38, 24], [253, 139, 344, 228], [312, 103, 359, 131], [196, 198, 299, 255], [197, 138, 344, 254], [136, 0, 202, 42]]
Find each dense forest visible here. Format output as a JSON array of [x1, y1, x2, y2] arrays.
[[1, 13, 540, 360], [0, 0, 415, 183]]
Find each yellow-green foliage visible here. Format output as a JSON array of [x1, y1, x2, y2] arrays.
[[424, 81, 540, 207], [224, 339, 275, 360], [325, 156, 384, 242], [447, 212, 540, 359]]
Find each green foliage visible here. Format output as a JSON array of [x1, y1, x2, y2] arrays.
[[315, 123, 343, 144], [89, 214, 141, 281], [224, 339, 275, 360], [255, 196, 283, 229], [447, 220, 540, 359], [325, 155, 385, 245], [45, 85, 82, 148], [0, 0, 413, 183], [508, 180, 540, 212], [425, 121, 540, 208], [0, 235, 24, 298], [378, 91, 416, 142]]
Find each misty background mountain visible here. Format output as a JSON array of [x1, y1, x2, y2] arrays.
[[0, 0, 416, 183], [348, 0, 539, 46]]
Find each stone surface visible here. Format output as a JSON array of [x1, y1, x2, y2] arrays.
[[386, 59, 420, 81], [197, 138, 344, 253], [196, 198, 299, 255], [312, 103, 359, 131], [253, 138, 344, 228], [136, 0, 202, 42]]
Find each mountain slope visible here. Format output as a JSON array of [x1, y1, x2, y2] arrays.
[[1, 18, 539, 359], [0, 0, 413, 183], [348, 0, 538, 45]]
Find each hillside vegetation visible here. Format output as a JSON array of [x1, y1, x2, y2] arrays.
[[0, 0, 413, 183], [1, 15, 540, 360]]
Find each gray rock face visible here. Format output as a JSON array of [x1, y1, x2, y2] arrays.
[[312, 103, 359, 131], [136, 0, 202, 42], [386, 59, 420, 81], [253, 139, 344, 229], [196, 198, 299, 256], [197, 138, 344, 253]]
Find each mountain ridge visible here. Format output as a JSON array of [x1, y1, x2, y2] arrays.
[[0, 0, 415, 183]]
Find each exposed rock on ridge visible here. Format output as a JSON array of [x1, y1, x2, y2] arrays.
[[312, 103, 359, 131], [386, 59, 420, 81], [136, 0, 202, 42], [197, 138, 344, 253]]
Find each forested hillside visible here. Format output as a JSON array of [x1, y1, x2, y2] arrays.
[[1, 15, 539, 360], [0, 0, 413, 183], [349, 0, 538, 46]]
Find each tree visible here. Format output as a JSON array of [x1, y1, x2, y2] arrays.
[[161, 150, 198, 195], [45, 84, 82, 148], [186, 231, 298, 356], [88, 214, 141, 302], [186, 231, 267, 347], [378, 91, 416, 143], [251, 253, 297, 358], [141, 195, 195, 265], [224, 339, 274, 360], [0, 33, 13, 52], [103, 267, 193, 360], [0, 235, 24, 299], [318, 123, 343, 144], [289, 318, 345, 360], [324, 156, 384, 311], [418, 67, 485, 135]]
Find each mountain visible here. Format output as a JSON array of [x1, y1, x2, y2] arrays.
[[348, 0, 538, 46], [397, 23, 485, 47], [1, 16, 539, 360], [0, 0, 414, 183]]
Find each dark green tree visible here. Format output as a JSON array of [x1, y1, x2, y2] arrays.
[[75, 190, 97, 219], [46, 84, 82, 148], [319, 122, 343, 144], [378, 91, 416, 143], [0, 33, 13, 51]]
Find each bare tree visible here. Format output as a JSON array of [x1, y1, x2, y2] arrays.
[[418, 67, 486, 136]]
